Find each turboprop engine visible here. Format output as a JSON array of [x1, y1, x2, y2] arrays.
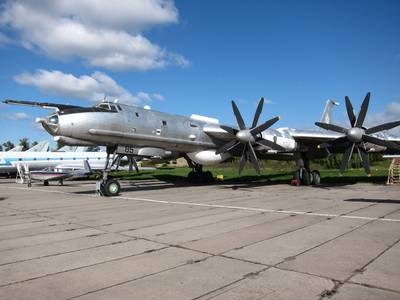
[[186, 150, 231, 165]]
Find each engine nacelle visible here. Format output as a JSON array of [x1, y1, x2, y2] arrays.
[[137, 147, 172, 158], [54, 136, 96, 146], [187, 150, 231, 165]]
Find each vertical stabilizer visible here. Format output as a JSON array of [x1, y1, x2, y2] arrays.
[[320, 99, 339, 124], [26, 141, 49, 152]]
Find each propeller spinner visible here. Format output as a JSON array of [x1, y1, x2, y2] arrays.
[[217, 98, 285, 175], [315, 92, 400, 175]]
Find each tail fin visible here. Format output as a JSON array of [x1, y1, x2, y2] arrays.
[[83, 160, 92, 174], [320, 99, 339, 124]]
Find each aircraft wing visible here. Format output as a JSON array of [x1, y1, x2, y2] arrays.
[[3, 99, 81, 111], [203, 125, 234, 141], [287, 128, 400, 150], [284, 129, 343, 146]]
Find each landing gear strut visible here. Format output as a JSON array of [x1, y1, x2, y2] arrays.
[[97, 146, 140, 196], [184, 155, 214, 184], [293, 153, 320, 186], [97, 146, 119, 196]]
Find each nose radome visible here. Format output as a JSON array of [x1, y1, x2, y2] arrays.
[[38, 114, 60, 136]]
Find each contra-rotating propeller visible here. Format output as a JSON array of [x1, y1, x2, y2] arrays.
[[315, 92, 400, 175], [216, 98, 285, 175]]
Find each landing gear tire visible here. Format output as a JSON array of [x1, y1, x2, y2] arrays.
[[187, 171, 197, 184], [102, 179, 121, 197], [301, 169, 311, 186], [203, 171, 214, 184], [43, 180, 49, 186], [293, 168, 311, 186], [311, 170, 321, 186]]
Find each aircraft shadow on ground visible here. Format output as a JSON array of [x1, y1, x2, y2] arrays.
[[68, 173, 389, 194], [344, 198, 400, 204]]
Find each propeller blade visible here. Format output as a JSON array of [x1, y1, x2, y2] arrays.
[[365, 120, 400, 134], [238, 144, 247, 175], [251, 97, 264, 128], [345, 96, 356, 127], [247, 143, 261, 175], [250, 116, 281, 136], [315, 122, 348, 134], [215, 140, 240, 154], [362, 134, 400, 150], [340, 142, 355, 173], [256, 138, 286, 151], [355, 92, 370, 128], [357, 143, 371, 175], [220, 125, 238, 136], [232, 101, 246, 130]]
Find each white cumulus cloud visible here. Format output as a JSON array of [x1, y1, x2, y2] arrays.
[[5, 112, 30, 120], [366, 101, 400, 136], [15, 69, 165, 105], [0, 0, 189, 71]]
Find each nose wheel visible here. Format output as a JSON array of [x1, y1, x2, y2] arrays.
[[99, 179, 121, 197]]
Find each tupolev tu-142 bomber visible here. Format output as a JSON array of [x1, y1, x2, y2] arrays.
[[4, 92, 400, 196], [1, 1, 400, 300]]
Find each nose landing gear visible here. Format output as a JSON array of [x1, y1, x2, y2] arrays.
[[97, 146, 138, 196]]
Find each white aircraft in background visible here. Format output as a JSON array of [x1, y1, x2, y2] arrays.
[[2, 140, 49, 152], [0, 150, 108, 175], [26, 141, 50, 152], [7, 146, 23, 152]]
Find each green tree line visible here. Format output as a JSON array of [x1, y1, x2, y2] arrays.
[[1, 138, 38, 151]]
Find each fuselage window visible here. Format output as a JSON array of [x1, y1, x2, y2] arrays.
[[47, 158, 50, 160], [60, 158, 63, 160], [18, 158, 22, 161], [33, 158, 36, 161], [73, 158, 76, 160], [162, 120, 167, 126]]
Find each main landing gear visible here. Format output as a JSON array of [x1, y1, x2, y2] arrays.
[[184, 155, 214, 184], [293, 153, 321, 186], [97, 146, 138, 196]]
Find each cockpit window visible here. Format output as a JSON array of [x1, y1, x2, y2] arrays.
[[97, 103, 118, 112]]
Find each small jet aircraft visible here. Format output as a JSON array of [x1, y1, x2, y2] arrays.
[[24, 159, 92, 186], [4, 92, 400, 196]]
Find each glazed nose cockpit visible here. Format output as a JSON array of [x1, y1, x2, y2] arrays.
[[36, 113, 59, 135]]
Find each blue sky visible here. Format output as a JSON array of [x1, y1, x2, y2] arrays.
[[0, 0, 399, 147]]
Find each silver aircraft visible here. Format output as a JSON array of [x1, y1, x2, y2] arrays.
[[4, 92, 400, 196]]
